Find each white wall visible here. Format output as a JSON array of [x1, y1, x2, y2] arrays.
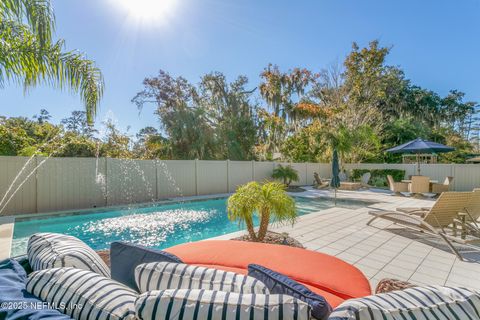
[[0, 156, 479, 215]]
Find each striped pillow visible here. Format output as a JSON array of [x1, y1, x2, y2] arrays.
[[135, 262, 268, 294], [135, 289, 311, 320], [328, 286, 480, 320], [28, 233, 110, 277], [27, 267, 137, 320]]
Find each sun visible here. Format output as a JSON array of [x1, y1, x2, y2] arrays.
[[116, 0, 178, 24]]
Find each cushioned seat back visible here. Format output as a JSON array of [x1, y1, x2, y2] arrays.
[[135, 262, 268, 294], [27, 233, 110, 277], [328, 286, 480, 320], [27, 267, 137, 320], [135, 289, 311, 320]]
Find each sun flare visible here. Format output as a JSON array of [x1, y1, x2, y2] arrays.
[[116, 0, 177, 24]]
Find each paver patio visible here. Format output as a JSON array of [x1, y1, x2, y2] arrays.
[[213, 187, 480, 292]]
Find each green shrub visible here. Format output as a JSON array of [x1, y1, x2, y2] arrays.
[[350, 169, 405, 187]]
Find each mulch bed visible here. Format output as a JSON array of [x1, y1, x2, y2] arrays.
[[97, 250, 110, 268], [375, 278, 416, 293], [286, 186, 307, 193], [232, 231, 304, 248]]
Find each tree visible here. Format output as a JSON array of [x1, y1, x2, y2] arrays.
[[0, 0, 104, 122], [200, 72, 258, 160], [99, 120, 132, 158], [227, 181, 296, 242], [133, 126, 168, 159], [132, 70, 258, 160], [33, 109, 51, 124], [271, 164, 299, 187], [61, 111, 96, 137], [0, 115, 60, 156], [55, 132, 97, 157]]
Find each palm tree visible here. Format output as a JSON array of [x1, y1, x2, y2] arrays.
[[227, 181, 296, 242], [271, 164, 299, 187], [0, 0, 104, 123]]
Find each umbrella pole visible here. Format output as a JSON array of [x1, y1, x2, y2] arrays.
[[334, 188, 337, 205]]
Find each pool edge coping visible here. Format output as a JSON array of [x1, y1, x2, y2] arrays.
[[0, 216, 14, 259]]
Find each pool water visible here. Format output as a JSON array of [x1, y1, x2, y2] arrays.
[[11, 197, 371, 256]]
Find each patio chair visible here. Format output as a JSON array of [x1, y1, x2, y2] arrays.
[[339, 171, 348, 182], [431, 176, 454, 194], [313, 172, 329, 189], [367, 191, 476, 260], [408, 175, 430, 194], [355, 172, 371, 188], [387, 175, 408, 194]]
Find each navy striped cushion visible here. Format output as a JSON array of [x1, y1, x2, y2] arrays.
[[135, 262, 269, 294], [27, 233, 110, 277], [248, 264, 331, 320], [26, 267, 137, 320], [328, 286, 480, 320], [135, 289, 311, 320]]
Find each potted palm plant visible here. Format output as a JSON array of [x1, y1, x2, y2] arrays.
[[227, 181, 297, 242]]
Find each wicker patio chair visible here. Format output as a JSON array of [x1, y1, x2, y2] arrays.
[[408, 175, 430, 194], [431, 176, 454, 194], [387, 175, 408, 194], [367, 191, 476, 260]]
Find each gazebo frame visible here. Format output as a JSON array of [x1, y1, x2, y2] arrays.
[[402, 153, 437, 165]]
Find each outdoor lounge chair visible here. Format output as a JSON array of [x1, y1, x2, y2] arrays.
[[313, 172, 330, 189], [387, 174, 408, 194], [367, 191, 477, 260], [431, 176, 454, 194], [397, 188, 480, 215], [453, 189, 480, 238]]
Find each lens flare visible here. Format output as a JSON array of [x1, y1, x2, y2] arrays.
[[116, 0, 177, 25]]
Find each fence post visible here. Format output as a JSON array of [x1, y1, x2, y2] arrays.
[[155, 160, 159, 201], [251, 160, 255, 181], [104, 157, 109, 206], [195, 159, 199, 196], [34, 155, 38, 213], [451, 164, 456, 191], [226, 159, 230, 193], [304, 163, 308, 185]]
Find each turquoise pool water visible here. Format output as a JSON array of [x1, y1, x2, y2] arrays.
[[11, 197, 371, 256]]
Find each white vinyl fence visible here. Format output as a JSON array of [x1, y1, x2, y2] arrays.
[[0, 156, 479, 215]]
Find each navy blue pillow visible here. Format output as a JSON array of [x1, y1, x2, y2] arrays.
[[248, 264, 332, 320], [0, 258, 72, 320], [110, 241, 183, 290]]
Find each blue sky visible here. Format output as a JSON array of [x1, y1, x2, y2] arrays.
[[2, 0, 480, 134]]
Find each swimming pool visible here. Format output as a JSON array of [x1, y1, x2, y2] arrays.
[[11, 197, 373, 256]]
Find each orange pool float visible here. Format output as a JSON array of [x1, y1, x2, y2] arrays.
[[165, 240, 371, 308]]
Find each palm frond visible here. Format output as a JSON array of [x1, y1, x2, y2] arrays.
[[260, 182, 296, 225], [0, 0, 55, 46], [0, 19, 104, 122]]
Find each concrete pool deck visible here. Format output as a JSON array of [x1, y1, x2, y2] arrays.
[[212, 187, 480, 292], [1, 187, 479, 292]]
